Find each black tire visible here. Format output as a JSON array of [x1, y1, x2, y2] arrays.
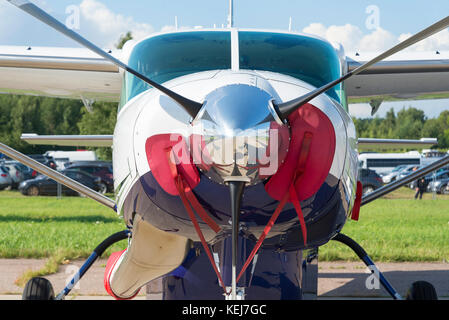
[[97, 182, 107, 195], [27, 185, 39, 196], [22, 277, 55, 300], [405, 281, 438, 300]]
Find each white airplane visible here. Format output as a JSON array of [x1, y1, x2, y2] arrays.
[[1, 0, 449, 300]]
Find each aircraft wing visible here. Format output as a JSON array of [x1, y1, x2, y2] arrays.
[[357, 137, 437, 150], [0, 46, 122, 102], [345, 51, 449, 100], [21, 133, 113, 147]]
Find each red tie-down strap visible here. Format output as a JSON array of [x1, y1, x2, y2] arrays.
[[164, 148, 229, 295], [351, 181, 363, 221], [163, 148, 221, 233], [236, 132, 313, 283], [163, 132, 312, 295]]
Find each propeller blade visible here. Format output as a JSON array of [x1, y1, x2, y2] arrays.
[[274, 15, 449, 121], [6, 0, 203, 118]]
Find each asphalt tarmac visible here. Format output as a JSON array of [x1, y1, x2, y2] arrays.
[[0, 259, 448, 300]]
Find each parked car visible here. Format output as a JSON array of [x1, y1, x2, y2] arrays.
[[396, 164, 421, 182], [27, 154, 56, 169], [426, 170, 449, 194], [24, 154, 57, 178], [9, 162, 34, 180], [409, 166, 449, 189], [359, 168, 383, 195], [0, 166, 12, 190], [2, 162, 24, 188], [381, 165, 408, 184], [18, 169, 102, 196], [64, 161, 113, 194]]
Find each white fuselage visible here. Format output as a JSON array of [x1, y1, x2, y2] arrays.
[[113, 69, 358, 219]]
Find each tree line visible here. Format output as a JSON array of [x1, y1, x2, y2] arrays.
[[0, 94, 116, 160], [354, 107, 449, 150], [0, 32, 135, 161], [1, 97, 447, 161]]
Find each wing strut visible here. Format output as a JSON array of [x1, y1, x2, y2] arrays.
[[0, 142, 116, 210], [361, 154, 449, 206], [6, 0, 203, 118]]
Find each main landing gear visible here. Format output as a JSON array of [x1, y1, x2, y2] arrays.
[[22, 230, 130, 300], [332, 233, 438, 300]]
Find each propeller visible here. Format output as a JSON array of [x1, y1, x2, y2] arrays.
[[273, 15, 449, 122], [6, 0, 203, 118]]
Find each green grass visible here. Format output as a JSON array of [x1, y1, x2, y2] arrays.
[[0, 191, 126, 260], [1, 187, 449, 264], [320, 188, 449, 262]]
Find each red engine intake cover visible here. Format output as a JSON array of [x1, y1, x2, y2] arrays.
[[145, 134, 200, 196], [265, 103, 336, 201]]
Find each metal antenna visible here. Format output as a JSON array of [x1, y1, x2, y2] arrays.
[[228, 0, 234, 28]]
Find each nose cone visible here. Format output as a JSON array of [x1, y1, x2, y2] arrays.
[[190, 84, 290, 185], [196, 84, 274, 132]]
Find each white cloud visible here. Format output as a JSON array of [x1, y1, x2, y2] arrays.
[[302, 23, 397, 52], [78, 0, 154, 48], [302, 23, 449, 53], [398, 29, 449, 52], [302, 22, 327, 39], [324, 24, 364, 52], [358, 27, 397, 52]]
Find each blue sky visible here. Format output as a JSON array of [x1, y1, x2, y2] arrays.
[[1, 0, 449, 118], [1, 0, 448, 48]]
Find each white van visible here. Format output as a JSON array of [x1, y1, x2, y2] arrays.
[[44, 150, 97, 170], [358, 151, 421, 176]]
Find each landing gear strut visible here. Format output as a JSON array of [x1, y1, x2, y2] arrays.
[[22, 230, 130, 300], [332, 233, 438, 300], [227, 180, 246, 300]]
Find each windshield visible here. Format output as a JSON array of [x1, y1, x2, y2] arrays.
[[120, 31, 232, 109], [239, 31, 344, 106], [119, 30, 346, 111]]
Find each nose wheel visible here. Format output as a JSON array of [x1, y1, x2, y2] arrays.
[[406, 281, 438, 300], [22, 277, 55, 300]]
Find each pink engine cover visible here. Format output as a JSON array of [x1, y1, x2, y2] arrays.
[[264, 103, 336, 201]]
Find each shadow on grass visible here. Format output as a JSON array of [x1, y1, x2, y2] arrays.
[[0, 214, 120, 224]]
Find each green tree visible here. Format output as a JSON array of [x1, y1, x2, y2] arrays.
[[394, 107, 426, 139], [116, 31, 133, 49], [77, 102, 117, 160]]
